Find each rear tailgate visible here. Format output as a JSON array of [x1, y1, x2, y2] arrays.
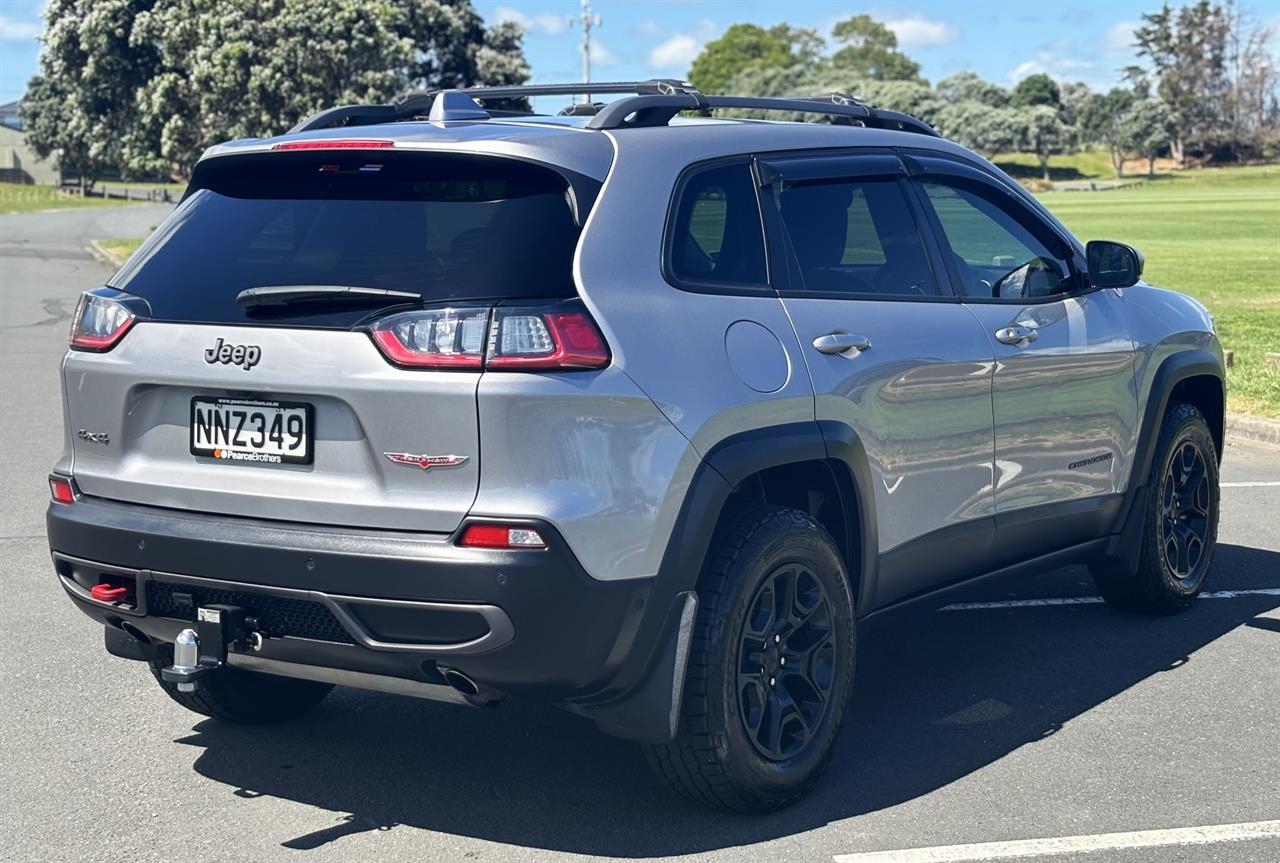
[[63, 147, 590, 533]]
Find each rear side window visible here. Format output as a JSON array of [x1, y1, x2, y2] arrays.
[[667, 162, 767, 289], [777, 177, 935, 297], [110, 152, 585, 327]]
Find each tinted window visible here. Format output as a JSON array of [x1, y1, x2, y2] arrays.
[[777, 178, 934, 297], [111, 152, 583, 327], [922, 180, 1075, 299], [668, 162, 767, 287]]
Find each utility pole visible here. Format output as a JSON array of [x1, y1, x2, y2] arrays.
[[579, 0, 601, 103]]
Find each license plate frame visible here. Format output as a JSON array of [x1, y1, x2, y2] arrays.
[[189, 396, 314, 465]]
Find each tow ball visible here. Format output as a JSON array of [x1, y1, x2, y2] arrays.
[[160, 605, 259, 692]]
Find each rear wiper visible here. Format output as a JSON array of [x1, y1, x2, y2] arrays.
[[236, 285, 422, 308]]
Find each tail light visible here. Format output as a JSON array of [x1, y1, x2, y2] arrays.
[[69, 292, 138, 351], [369, 301, 609, 371], [459, 523, 546, 549]]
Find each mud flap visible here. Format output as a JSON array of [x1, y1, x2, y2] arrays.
[[586, 590, 698, 744]]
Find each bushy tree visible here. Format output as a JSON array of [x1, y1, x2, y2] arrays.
[[687, 23, 820, 94], [935, 71, 1009, 107], [1123, 98, 1175, 176], [21, 0, 163, 186], [1012, 73, 1061, 108], [23, 0, 530, 181], [1081, 88, 1137, 177], [829, 14, 923, 83], [933, 101, 1024, 157], [1020, 104, 1072, 180]]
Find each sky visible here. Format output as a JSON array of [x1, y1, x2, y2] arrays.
[[2, 0, 1278, 105]]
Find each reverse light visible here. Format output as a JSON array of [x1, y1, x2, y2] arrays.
[[69, 292, 137, 351], [459, 524, 547, 549], [271, 139, 395, 151], [49, 475, 76, 504]]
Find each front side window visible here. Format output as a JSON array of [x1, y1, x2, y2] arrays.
[[921, 180, 1076, 300], [668, 162, 767, 288], [776, 177, 935, 297]]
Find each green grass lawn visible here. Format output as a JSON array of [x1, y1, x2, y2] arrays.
[[95, 237, 145, 264], [1, 181, 182, 214], [1037, 165, 1280, 417]]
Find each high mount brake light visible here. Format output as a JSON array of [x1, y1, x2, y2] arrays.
[[369, 303, 609, 371], [272, 140, 395, 151], [69, 293, 138, 352]]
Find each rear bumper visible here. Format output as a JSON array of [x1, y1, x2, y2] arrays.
[[46, 496, 665, 705]]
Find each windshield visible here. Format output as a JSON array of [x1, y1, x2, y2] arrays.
[[111, 151, 584, 327]]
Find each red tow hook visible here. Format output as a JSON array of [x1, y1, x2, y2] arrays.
[[90, 584, 129, 603]]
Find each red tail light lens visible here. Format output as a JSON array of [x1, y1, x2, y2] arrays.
[[49, 475, 76, 504], [486, 308, 610, 369], [368, 302, 610, 372], [69, 292, 137, 351], [272, 139, 395, 151], [459, 523, 547, 549], [370, 307, 489, 368]]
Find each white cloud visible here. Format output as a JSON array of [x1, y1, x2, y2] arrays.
[[883, 14, 956, 49], [649, 33, 701, 71], [633, 20, 664, 39], [589, 40, 617, 67], [0, 14, 41, 40], [1009, 60, 1046, 84], [1104, 21, 1138, 54], [495, 6, 571, 37]]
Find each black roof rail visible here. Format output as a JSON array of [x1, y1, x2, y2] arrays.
[[287, 81, 936, 137], [585, 92, 938, 136], [290, 80, 699, 132]]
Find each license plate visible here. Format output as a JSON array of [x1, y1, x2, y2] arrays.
[[190, 397, 313, 465]]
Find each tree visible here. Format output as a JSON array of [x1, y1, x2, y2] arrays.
[[1012, 73, 1061, 108], [935, 71, 1009, 107], [1133, 0, 1230, 165], [830, 14, 923, 82], [24, 0, 530, 182], [21, 0, 163, 187], [1021, 104, 1071, 180], [687, 24, 819, 94], [1058, 81, 1093, 127], [1123, 98, 1175, 177], [1081, 88, 1137, 177], [933, 101, 1024, 158]]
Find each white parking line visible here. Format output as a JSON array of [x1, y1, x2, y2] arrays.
[[939, 588, 1280, 611], [832, 819, 1280, 862], [1221, 481, 1280, 487]]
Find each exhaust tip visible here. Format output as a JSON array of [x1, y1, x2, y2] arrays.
[[442, 668, 481, 697]]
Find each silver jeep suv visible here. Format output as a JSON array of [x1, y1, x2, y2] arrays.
[[47, 81, 1225, 812]]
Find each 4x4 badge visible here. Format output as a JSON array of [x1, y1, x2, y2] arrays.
[[383, 453, 469, 470]]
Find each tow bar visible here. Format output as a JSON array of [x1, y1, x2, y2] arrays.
[[160, 605, 257, 692]]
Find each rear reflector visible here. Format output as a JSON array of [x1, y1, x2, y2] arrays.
[[272, 139, 395, 151], [49, 475, 76, 504], [459, 524, 547, 549]]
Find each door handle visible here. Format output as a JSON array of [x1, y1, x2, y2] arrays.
[[994, 325, 1038, 347], [813, 333, 871, 355]]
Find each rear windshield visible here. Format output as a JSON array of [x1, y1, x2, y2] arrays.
[[111, 151, 584, 327]]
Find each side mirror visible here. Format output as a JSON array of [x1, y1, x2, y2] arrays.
[[1086, 240, 1144, 289]]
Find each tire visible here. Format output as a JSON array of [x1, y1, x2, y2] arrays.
[[1091, 401, 1219, 614], [148, 649, 333, 723], [644, 504, 856, 812]]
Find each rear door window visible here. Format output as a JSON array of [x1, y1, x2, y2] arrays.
[[110, 152, 587, 327]]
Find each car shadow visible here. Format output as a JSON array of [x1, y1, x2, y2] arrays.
[[175, 543, 1280, 856]]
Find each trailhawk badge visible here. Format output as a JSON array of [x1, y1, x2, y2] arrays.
[[383, 452, 469, 470]]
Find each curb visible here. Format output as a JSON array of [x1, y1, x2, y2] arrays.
[[1226, 412, 1280, 449], [87, 240, 126, 269]]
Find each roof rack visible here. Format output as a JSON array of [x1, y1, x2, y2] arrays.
[[288, 80, 936, 137]]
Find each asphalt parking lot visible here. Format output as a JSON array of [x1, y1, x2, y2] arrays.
[[1, 205, 1277, 863]]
